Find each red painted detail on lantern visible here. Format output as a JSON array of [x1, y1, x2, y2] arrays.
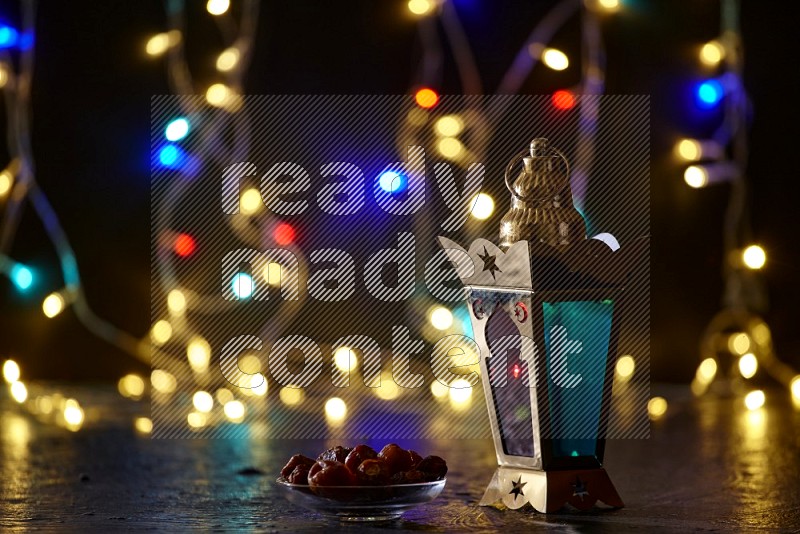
[[274, 223, 295, 246], [552, 89, 576, 110], [174, 233, 196, 257]]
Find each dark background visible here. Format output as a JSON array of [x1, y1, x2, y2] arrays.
[[0, 0, 797, 382]]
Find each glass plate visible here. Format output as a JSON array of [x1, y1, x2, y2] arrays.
[[275, 477, 446, 522]]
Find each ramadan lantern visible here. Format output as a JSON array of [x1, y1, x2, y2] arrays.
[[438, 138, 645, 512]]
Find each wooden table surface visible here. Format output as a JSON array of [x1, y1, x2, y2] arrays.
[[1, 384, 798, 532]]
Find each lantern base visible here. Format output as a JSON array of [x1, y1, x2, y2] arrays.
[[479, 466, 624, 513]]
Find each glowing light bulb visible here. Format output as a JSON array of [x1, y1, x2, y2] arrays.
[[42, 292, 66, 318], [334, 347, 358, 373], [449, 378, 472, 410], [742, 245, 766, 270], [728, 332, 751, 355], [415, 88, 439, 109], [470, 193, 494, 220], [551, 89, 575, 110], [174, 233, 196, 257], [216, 47, 240, 72], [238, 188, 262, 215], [744, 390, 765, 411], [699, 40, 725, 67], [379, 171, 406, 193], [434, 115, 463, 137], [167, 289, 187, 314], [408, 0, 433, 15], [193, 391, 214, 413], [10, 381, 27, 403], [274, 223, 295, 246], [118, 374, 145, 399], [151, 369, 177, 393], [437, 137, 464, 159], [684, 165, 708, 188], [206, 0, 230, 16], [695, 80, 724, 109], [324, 397, 347, 424], [279, 386, 304, 406], [738, 353, 758, 379], [231, 273, 254, 299], [10, 264, 33, 291], [542, 48, 569, 71], [145, 31, 181, 57], [430, 306, 454, 330], [615, 355, 635, 380], [696, 357, 717, 385], [150, 320, 173, 345], [135, 417, 153, 434], [165, 118, 190, 141], [187, 337, 211, 372], [647, 397, 668, 419], [224, 400, 245, 421], [3, 360, 21, 383]]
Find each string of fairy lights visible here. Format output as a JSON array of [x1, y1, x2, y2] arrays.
[[2, 0, 797, 435]]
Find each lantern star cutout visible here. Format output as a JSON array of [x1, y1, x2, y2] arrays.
[[572, 476, 589, 501], [509, 476, 527, 500], [478, 246, 502, 279]]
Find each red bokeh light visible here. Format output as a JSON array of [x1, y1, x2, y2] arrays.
[[174, 233, 196, 257], [414, 88, 439, 109], [512, 363, 522, 380], [551, 89, 576, 110], [274, 223, 295, 246]]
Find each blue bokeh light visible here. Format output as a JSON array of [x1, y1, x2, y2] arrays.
[[158, 144, 184, 168], [695, 80, 724, 109], [231, 273, 254, 299], [0, 25, 19, 49], [10, 264, 33, 291], [378, 171, 406, 193], [165, 118, 190, 141]]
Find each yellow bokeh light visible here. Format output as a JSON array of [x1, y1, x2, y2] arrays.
[[647, 397, 668, 420], [150, 320, 173, 345], [151, 369, 177, 394], [0, 170, 12, 197], [206, 0, 230, 16], [744, 390, 765, 411], [239, 188, 263, 215], [37, 396, 53, 415], [408, 0, 433, 15], [333, 346, 358, 373], [250, 374, 268, 396], [738, 353, 758, 379], [10, 381, 28, 403], [684, 165, 708, 188], [751, 322, 771, 345], [216, 388, 234, 405], [742, 245, 766, 270], [470, 193, 495, 220], [167, 289, 187, 314], [206, 83, 231, 107], [431, 379, 449, 400], [3, 359, 21, 383], [325, 397, 347, 424], [279, 386, 304, 406], [437, 137, 464, 159], [216, 47, 240, 72], [449, 378, 472, 410], [118, 374, 145, 399], [675, 139, 701, 161], [434, 115, 463, 137], [699, 40, 725, 67], [263, 262, 282, 285], [193, 391, 214, 413], [429, 306, 454, 330], [595, 0, 620, 12], [187, 337, 211, 372], [374, 373, 400, 401], [135, 417, 153, 434], [728, 332, 751, 355], [145, 31, 181, 57], [42, 292, 66, 318], [63, 399, 84, 430], [238, 354, 262, 375], [187, 411, 207, 428], [790, 375, 800, 402], [0, 65, 8, 89], [696, 357, 717, 385], [542, 48, 569, 71], [615, 355, 635, 380], [224, 400, 246, 422]]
